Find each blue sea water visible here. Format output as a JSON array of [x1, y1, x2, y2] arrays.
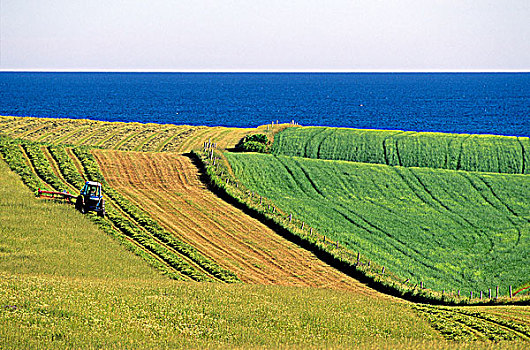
[[0, 72, 528, 136]]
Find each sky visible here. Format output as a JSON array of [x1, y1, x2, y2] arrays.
[[1, 0, 529, 72]]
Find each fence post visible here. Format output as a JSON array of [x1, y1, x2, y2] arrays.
[[301, 222, 304, 229], [510, 285, 513, 298], [470, 291, 473, 299], [489, 288, 492, 299], [381, 267, 385, 274], [458, 290, 460, 297], [420, 281, 424, 289], [480, 291, 483, 300], [496, 286, 499, 299], [310, 228, 313, 235]]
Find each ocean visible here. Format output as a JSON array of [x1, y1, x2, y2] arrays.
[[0, 72, 528, 136]]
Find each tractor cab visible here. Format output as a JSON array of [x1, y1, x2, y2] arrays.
[[81, 181, 101, 198], [76, 181, 106, 217]]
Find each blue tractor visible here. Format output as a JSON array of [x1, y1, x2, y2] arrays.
[[75, 181, 106, 217]]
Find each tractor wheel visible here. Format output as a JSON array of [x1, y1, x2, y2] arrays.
[[97, 200, 105, 218], [76, 195, 86, 214]]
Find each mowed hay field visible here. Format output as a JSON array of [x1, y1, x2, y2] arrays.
[[92, 150, 376, 292], [0, 148, 449, 349], [0, 115, 267, 152]]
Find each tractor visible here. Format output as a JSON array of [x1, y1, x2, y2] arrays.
[[75, 181, 106, 217]]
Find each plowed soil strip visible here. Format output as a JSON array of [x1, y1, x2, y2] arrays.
[[94, 150, 387, 295]]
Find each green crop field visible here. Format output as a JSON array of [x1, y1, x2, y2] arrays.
[[226, 153, 530, 295], [273, 127, 530, 174]]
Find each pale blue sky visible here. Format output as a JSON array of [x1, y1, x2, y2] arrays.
[[1, 0, 529, 71]]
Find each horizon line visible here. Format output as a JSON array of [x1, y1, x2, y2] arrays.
[[1, 68, 529, 73]]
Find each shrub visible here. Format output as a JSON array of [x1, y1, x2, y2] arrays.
[[235, 134, 270, 153]]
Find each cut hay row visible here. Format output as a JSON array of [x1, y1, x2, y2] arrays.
[[273, 126, 530, 174], [0, 136, 239, 282], [413, 304, 530, 342], [71, 147, 240, 283], [92, 149, 382, 293], [0, 116, 268, 153]]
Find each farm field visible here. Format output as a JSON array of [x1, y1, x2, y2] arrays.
[[92, 149, 375, 292], [273, 126, 530, 174], [0, 115, 268, 152], [2, 117, 530, 347], [0, 160, 449, 348], [226, 153, 530, 295]]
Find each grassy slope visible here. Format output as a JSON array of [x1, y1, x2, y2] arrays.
[[0, 159, 164, 281], [0, 153, 446, 348], [273, 127, 530, 174], [226, 153, 530, 294]]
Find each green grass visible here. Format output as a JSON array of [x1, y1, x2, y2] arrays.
[[273, 127, 530, 174], [0, 159, 448, 348], [226, 153, 530, 295], [0, 159, 164, 281]]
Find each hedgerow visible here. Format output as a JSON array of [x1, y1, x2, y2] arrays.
[[235, 134, 271, 153]]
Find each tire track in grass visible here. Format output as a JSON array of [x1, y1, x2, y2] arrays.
[[451, 309, 530, 340], [460, 173, 524, 248], [272, 156, 438, 275], [475, 174, 530, 225], [391, 167, 473, 232], [288, 157, 438, 268], [93, 150, 386, 294], [415, 305, 530, 342], [407, 168, 495, 253]]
